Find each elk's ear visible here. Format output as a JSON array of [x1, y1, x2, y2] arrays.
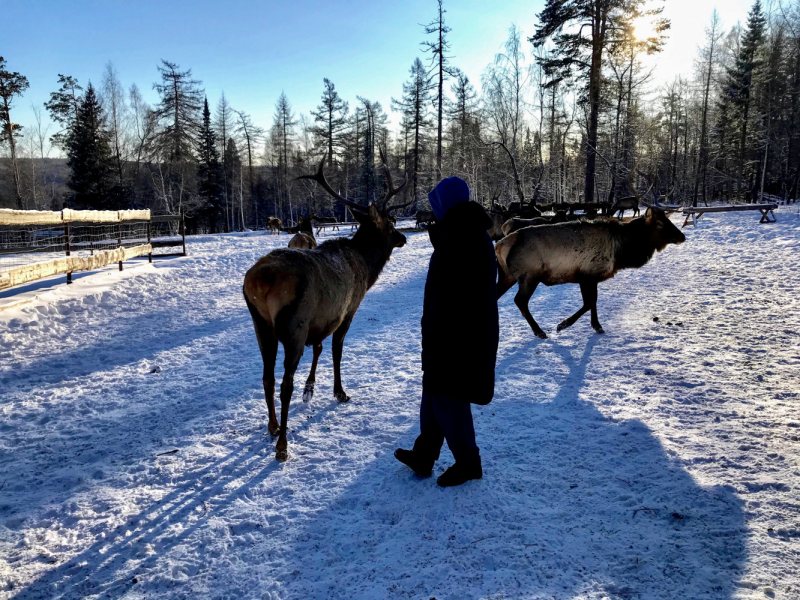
[[351, 209, 370, 226], [368, 203, 382, 227], [645, 207, 655, 221]]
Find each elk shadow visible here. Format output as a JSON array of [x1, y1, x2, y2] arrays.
[[4, 261, 430, 599], [2, 311, 251, 392], [261, 335, 747, 599]]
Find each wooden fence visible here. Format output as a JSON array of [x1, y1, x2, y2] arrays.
[[0, 208, 186, 292]]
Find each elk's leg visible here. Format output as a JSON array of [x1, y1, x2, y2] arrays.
[[245, 298, 280, 435], [514, 278, 547, 339], [276, 340, 304, 461], [303, 343, 323, 402], [263, 337, 280, 435], [332, 317, 354, 402], [584, 281, 604, 334], [556, 281, 598, 333]]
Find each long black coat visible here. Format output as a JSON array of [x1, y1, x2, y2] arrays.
[[421, 201, 499, 405]]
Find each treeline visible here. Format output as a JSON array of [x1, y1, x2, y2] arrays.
[[1, 0, 798, 232]]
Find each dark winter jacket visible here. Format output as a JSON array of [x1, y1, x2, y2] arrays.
[[421, 201, 499, 405]]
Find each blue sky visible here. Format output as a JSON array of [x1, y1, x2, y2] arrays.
[[6, 0, 754, 143]]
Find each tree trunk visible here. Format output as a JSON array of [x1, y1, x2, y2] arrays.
[[584, 5, 607, 204]]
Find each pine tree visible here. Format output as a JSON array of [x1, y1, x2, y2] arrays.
[[422, 0, 459, 178], [392, 58, 433, 205], [531, 0, 669, 202], [311, 78, 349, 168], [446, 72, 478, 172], [273, 92, 297, 220], [0, 57, 30, 208], [214, 92, 234, 231], [197, 97, 223, 231], [66, 84, 114, 209], [224, 137, 243, 229], [44, 74, 82, 150], [151, 60, 203, 162], [720, 0, 766, 197], [355, 98, 382, 205]]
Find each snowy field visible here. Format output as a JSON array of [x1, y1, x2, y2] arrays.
[[1, 209, 799, 600]]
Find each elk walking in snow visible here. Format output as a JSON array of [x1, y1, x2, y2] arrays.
[[266, 217, 283, 234], [495, 207, 685, 338], [243, 152, 410, 460]]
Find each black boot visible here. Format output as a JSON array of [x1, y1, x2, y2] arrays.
[[394, 448, 433, 477], [437, 459, 482, 487]]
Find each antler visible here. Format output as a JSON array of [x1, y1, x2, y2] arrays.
[[296, 153, 367, 213], [378, 147, 409, 213], [488, 141, 525, 206], [634, 165, 656, 203]]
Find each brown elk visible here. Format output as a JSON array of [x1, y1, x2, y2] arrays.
[[243, 152, 411, 460], [288, 215, 317, 249], [266, 217, 283, 234], [495, 207, 685, 338], [416, 210, 435, 229]]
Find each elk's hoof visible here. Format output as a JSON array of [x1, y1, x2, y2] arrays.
[[593, 326, 605, 334], [302, 383, 315, 403], [275, 448, 288, 461], [535, 328, 549, 338], [556, 321, 568, 333], [334, 391, 351, 403]]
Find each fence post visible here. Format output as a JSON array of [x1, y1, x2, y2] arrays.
[[181, 212, 186, 257], [117, 221, 123, 271], [64, 203, 72, 285], [147, 220, 152, 263]]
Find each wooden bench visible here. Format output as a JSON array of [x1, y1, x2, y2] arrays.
[[315, 221, 358, 235], [681, 203, 778, 228]]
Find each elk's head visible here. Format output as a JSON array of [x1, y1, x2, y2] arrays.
[[297, 151, 411, 257], [645, 208, 686, 251]]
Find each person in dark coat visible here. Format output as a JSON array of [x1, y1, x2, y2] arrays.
[[395, 176, 499, 487]]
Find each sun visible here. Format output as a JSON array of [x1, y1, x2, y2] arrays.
[[633, 17, 659, 41]]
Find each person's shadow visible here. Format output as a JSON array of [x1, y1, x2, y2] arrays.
[[256, 334, 747, 599]]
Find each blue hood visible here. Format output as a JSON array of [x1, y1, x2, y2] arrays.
[[428, 177, 470, 221]]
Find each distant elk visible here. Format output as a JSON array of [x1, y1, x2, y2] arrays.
[[490, 141, 542, 219], [311, 213, 340, 232], [416, 210, 435, 229], [266, 217, 282, 234], [288, 215, 317, 249], [610, 164, 654, 218], [243, 151, 411, 460], [495, 203, 685, 338]]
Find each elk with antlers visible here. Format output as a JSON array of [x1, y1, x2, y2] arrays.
[[610, 163, 653, 219], [243, 152, 411, 460]]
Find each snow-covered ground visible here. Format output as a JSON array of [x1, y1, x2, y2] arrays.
[[1, 209, 799, 600]]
